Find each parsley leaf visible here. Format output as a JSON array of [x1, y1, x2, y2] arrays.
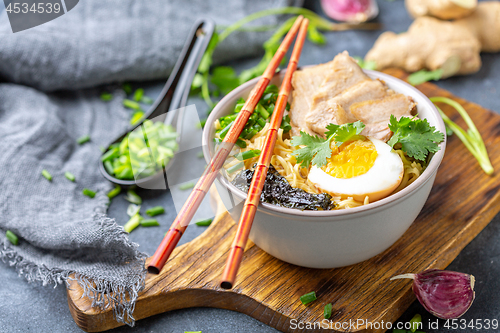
[[387, 115, 444, 160], [291, 121, 365, 168]]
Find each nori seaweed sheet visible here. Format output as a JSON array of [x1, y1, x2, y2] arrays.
[[231, 165, 336, 211]]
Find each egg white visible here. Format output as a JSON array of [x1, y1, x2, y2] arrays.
[[308, 137, 404, 202]]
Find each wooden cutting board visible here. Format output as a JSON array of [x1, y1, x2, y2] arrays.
[[67, 69, 500, 332]]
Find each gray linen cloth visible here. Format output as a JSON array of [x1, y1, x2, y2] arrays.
[[0, 0, 300, 326]]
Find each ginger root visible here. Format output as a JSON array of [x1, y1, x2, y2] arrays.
[[365, 2, 500, 78], [405, 0, 477, 20]]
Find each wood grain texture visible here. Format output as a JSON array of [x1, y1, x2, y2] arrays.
[[67, 69, 500, 332]]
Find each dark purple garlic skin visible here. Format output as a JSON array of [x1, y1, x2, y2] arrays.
[[391, 269, 475, 320]]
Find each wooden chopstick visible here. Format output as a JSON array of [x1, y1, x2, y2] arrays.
[[220, 18, 309, 289], [147, 15, 305, 275]]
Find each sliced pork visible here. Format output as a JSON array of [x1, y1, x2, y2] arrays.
[[289, 51, 417, 142], [289, 62, 333, 136], [306, 79, 388, 135], [351, 94, 416, 142], [306, 51, 370, 133]]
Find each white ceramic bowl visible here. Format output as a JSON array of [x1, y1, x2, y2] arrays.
[[202, 69, 446, 269]]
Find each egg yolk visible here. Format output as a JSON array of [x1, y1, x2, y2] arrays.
[[323, 139, 378, 179]]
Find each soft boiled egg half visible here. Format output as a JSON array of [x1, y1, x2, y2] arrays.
[[308, 137, 404, 202]]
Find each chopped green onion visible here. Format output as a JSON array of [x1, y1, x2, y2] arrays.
[[197, 151, 204, 159], [256, 103, 269, 119], [300, 291, 317, 305], [195, 218, 212, 226], [219, 121, 234, 139], [41, 169, 52, 181], [141, 219, 160, 227], [146, 206, 165, 217], [104, 160, 114, 175], [179, 182, 195, 190], [280, 114, 292, 133], [122, 83, 132, 95], [262, 93, 273, 102], [142, 96, 154, 104], [64, 172, 75, 182], [127, 204, 141, 217], [257, 118, 266, 128], [99, 146, 106, 153], [6, 230, 18, 245], [107, 185, 121, 199], [77, 135, 90, 145], [410, 313, 422, 333], [324, 303, 332, 319], [123, 99, 142, 111], [264, 84, 279, 94], [235, 139, 247, 148], [117, 166, 133, 180], [123, 214, 142, 233], [227, 162, 244, 174], [235, 102, 245, 113], [103, 120, 179, 181], [130, 111, 145, 125], [125, 189, 142, 204], [101, 147, 119, 162], [133, 88, 144, 102], [242, 128, 257, 140], [234, 149, 261, 161], [83, 188, 96, 198], [100, 92, 113, 101]]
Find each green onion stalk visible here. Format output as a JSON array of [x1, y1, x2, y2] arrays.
[[431, 97, 493, 175]]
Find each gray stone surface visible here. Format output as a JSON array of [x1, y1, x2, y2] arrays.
[[1, 0, 500, 332]]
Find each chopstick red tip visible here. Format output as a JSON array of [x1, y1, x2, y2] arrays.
[[148, 228, 184, 274], [220, 246, 244, 289]]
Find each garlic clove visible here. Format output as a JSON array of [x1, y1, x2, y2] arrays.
[[391, 269, 475, 320]]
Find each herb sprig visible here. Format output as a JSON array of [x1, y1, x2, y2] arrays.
[[291, 121, 365, 168], [387, 115, 444, 161]]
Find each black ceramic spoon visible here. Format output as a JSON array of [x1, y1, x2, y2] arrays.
[[99, 18, 215, 188]]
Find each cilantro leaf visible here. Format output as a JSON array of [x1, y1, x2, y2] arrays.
[[388, 115, 444, 160], [291, 121, 367, 168], [329, 121, 365, 147], [291, 132, 330, 168]]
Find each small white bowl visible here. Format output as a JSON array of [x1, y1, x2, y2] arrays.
[[202, 69, 446, 269]]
